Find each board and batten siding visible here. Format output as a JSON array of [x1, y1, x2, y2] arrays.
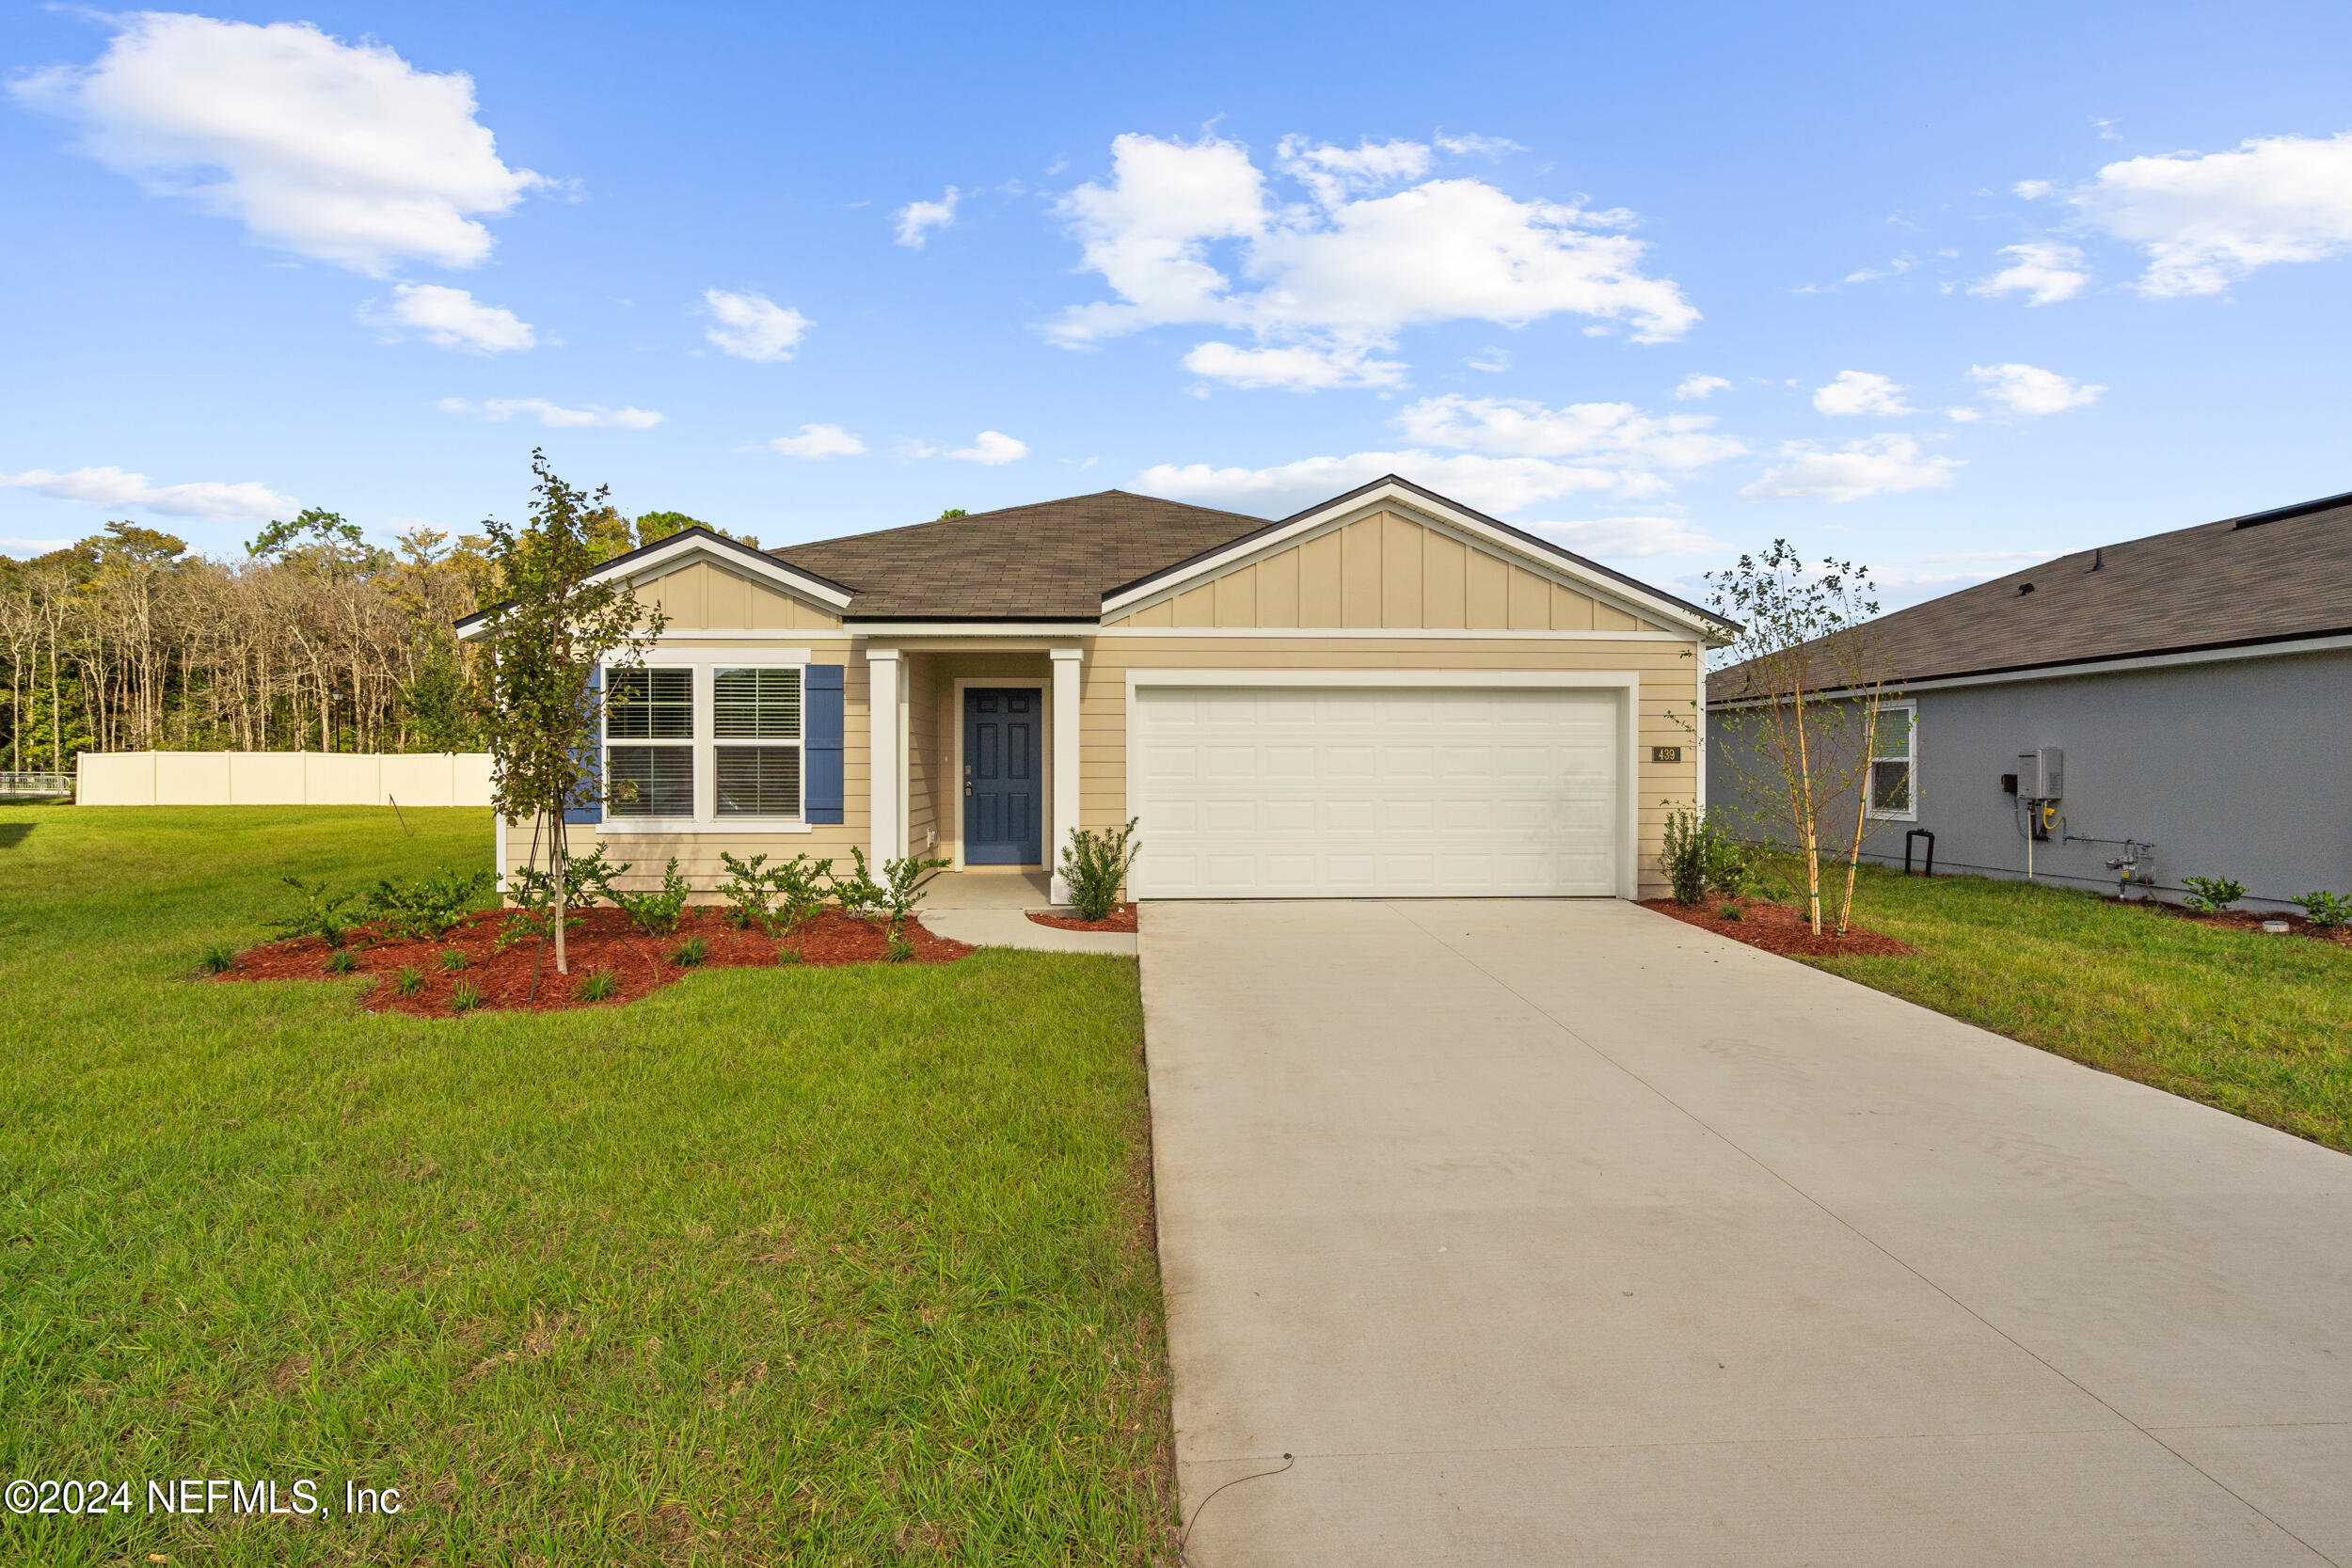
[[1107, 509, 1670, 634], [635, 560, 844, 632]]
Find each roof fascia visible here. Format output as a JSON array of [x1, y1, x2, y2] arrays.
[[454, 527, 853, 639], [1708, 626, 2352, 709], [1102, 478, 1731, 639]]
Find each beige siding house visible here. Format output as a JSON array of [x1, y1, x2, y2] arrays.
[[466, 477, 1734, 901]]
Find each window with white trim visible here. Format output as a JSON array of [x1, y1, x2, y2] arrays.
[[606, 667, 693, 816], [713, 666, 802, 817], [1867, 702, 1917, 820]]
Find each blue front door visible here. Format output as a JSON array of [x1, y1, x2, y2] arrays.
[[963, 688, 1041, 864]]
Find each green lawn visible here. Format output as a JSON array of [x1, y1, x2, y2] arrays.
[[0, 805, 1168, 1565], [1786, 858, 2352, 1151]]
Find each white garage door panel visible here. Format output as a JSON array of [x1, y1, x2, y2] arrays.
[[1134, 686, 1620, 897]]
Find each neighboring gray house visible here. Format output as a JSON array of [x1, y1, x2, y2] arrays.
[[1706, 488, 2352, 911]]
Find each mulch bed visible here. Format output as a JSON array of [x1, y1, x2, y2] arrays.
[[1025, 904, 1138, 934], [2117, 898, 2352, 947], [1640, 896, 1915, 958], [213, 906, 974, 1017]]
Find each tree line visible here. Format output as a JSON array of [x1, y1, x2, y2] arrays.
[[0, 502, 729, 771]]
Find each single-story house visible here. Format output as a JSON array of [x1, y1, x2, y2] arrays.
[[1706, 486, 2352, 911], [461, 477, 1734, 902]]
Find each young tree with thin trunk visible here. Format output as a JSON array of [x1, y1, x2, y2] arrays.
[[467, 452, 665, 974], [1707, 541, 1888, 936]]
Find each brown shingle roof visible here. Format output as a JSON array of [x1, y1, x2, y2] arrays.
[[770, 490, 1270, 619], [1710, 490, 2352, 702]]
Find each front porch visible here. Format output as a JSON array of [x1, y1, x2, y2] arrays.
[[865, 640, 1085, 901]]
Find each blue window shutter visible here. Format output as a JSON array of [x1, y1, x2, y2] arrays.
[[805, 664, 844, 823], [564, 664, 603, 824]]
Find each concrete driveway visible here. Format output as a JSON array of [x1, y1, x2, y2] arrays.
[[1139, 899, 2352, 1566]]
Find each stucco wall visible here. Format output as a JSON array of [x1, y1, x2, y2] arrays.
[[1706, 647, 2352, 909]]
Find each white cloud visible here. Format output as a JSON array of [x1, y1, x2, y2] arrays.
[[1968, 362, 2105, 415], [701, 289, 810, 362], [1181, 341, 1406, 390], [1276, 134, 1434, 204], [2044, 132, 2352, 296], [0, 465, 296, 522], [1812, 370, 1915, 418], [1433, 131, 1526, 159], [1968, 241, 2090, 306], [437, 397, 661, 428], [10, 13, 540, 276], [1872, 549, 2061, 607], [894, 186, 960, 248], [1522, 515, 1724, 558], [1047, 132, 1697, 388], [1392, 394, 1745, 469], [765, 423, 866, 458], [2, 537, 74, 557], [1138, 451, 1642, 517], [363, 283, 533, 353], [1466, 346, 1511, 372], [1946, 406, 1983, 422], [946, 431, 1027, 465], [1674, 372, 1732, 401], [1740, 436, 1960, 502]]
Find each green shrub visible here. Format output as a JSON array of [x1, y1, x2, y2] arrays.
[[2292, 890, 2351, 927], [450, 981, 484, 1013], [575, 969, 619, 1001], [438, 948, 468, 972], [669, 936, 708, 968], [1706, 835, 1755, 900], [1661, 807, 1710, 905], [1059, 818, 1139, 922], [499, 847, 629, 951], [2181, 876, 2248, 913], [617, 858, 692, 937], [267, 876, 358, 948], [716, 851, 777, 930], [1661, 807, 1749, 906], [774, 946, 803, 966], [326, 948, 359, 974], [395, 964, 425, 996], [884, 932, 914, 963], [830, 848, 948, 934], [714, 850, 833, 935], [365, 865, 493, 941], [771, 853, 834, 933], [1719, 903, 1744, 922], [199, 942, 236, 974]]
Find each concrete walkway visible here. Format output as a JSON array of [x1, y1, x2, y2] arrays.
[[920, 869, 1136, 956], [1139, 899, 2352, 1566]]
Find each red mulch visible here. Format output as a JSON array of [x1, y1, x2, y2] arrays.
[[1025, 904, 1139, 933], [2118, 898, 2352, 947], [1641, 896, 1915, 958], [213, 906, 974, 1017]]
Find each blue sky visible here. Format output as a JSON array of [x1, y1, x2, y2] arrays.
[[5, 0, 2349, 606]]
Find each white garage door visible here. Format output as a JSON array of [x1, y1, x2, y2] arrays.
[[1132, 685, 1621, 897]]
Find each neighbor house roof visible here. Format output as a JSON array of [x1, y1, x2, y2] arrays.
[[1709, 488, 2352, 703], [771, 490, 1270, 620]]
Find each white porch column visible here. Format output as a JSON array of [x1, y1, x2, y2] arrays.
[[1049, 645, 1083, 903], [866, 648, 903, 864]]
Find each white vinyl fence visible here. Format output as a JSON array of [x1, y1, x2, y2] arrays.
[[77, 752, 493, 808]]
